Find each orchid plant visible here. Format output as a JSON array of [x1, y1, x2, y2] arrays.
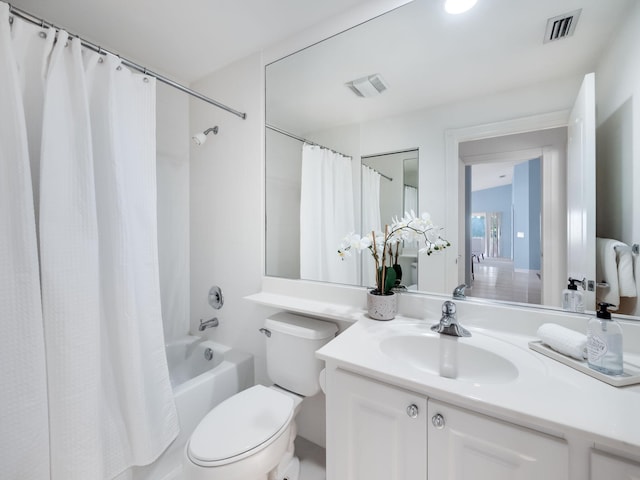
[[338, 211, 450, 295]]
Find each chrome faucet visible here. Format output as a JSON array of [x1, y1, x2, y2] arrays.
[[452, 284, 467, 299], [199, 317, 219, 331], [431, 301, 471, 337]]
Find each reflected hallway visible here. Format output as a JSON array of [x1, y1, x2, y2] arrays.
[[467, 257, 541, 305]]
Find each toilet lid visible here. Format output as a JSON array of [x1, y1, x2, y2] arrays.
[[188, 385, 294, 464]]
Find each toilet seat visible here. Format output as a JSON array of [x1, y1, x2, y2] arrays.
[[187, 385, 294, 467]]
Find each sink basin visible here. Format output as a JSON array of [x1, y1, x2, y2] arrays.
[[379, 333, 519, 384]]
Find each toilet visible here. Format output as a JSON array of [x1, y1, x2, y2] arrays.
[[183, 312, 338, 480]]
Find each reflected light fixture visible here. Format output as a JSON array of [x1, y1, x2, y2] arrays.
[[444, 0, 477, 14], [192, 126, 219, 145], [346, 73, 389, 97]]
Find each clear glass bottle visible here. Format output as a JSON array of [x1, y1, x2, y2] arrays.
[[562, 277, 584, 313], [587, 303, 623, 375]]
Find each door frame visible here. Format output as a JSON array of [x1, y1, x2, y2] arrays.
[[444, 110, 570, 304]]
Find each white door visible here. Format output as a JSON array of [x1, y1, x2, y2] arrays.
[[428, 400, 569, 480], [326, 368, 427, 480], [567, 72, 596, 310]]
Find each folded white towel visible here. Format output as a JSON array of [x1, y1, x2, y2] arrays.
[[537, 323, 587, 361]]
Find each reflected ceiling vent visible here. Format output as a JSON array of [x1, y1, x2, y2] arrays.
[[544, 9, 581, 43], [346, 73, 389, 97]]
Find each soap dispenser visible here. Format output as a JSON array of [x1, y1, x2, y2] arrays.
[[562, 277, 585, 313], [587, 303, 623, 375]]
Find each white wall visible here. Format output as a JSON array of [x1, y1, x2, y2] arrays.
[[189, 53, 331, 447], [156, 82, 191, 341], [189, 52, 275, 374], [265, 128, 301, 279], [595, 1, 640, 315]]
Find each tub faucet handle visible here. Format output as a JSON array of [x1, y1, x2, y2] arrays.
[[199, 317, 219, 331]]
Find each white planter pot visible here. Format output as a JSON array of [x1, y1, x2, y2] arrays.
[[367, 290, 397, 321]]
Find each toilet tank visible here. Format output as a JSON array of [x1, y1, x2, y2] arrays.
[[264, 312, 338, 396]]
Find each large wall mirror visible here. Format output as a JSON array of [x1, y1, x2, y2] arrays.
[[265, 0, 640, 319]]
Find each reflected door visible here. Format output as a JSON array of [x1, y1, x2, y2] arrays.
[[567, 73, 596, 311]]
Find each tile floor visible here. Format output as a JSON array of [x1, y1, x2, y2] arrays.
[[467, 256, 542, 305], [173, 438, 326, 480], [296, 437, 326, 480]]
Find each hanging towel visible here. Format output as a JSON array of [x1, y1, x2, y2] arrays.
[[596, 237, 637, 307], [617, 244, 636, 298]]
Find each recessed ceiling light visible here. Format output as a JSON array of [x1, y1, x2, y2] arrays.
[[444, 0, 478, 15]]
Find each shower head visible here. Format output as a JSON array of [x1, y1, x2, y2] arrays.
[[192, 126, 219, 145]]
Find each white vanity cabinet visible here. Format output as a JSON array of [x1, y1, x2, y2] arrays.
[[326, 367, 570, 480], [428, 399, 569, 479], [591, 450, 640, 479], [326, 368, 427, 480]]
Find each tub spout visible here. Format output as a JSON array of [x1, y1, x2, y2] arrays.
[[199, 317, 219, 331]]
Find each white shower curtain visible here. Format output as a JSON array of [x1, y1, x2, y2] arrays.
[[300, 143, 357, 284], [404, 185, 418, 216], [361, 165, 382, 288], [0, 4, 50, 478], [1, 4, 178, 479]]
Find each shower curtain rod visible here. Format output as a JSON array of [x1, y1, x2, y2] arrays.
[[266, 124, 392, 181], [7, 3, 247, 120], [266, 124, 349, 157], [362, 164, 393, 182]]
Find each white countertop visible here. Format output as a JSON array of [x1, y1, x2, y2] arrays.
[[316, 315, 640, 454]]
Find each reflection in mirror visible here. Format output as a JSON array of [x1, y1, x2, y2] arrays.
[[460, 127, 567, 307], [265, 0, 640, 319], [361, 150, 419, 289]]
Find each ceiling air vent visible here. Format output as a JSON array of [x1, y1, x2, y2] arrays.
[[544, 9, 581, 43], [346, 73, 389, 98]]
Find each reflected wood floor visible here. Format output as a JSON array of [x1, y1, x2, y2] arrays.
[[467, 257, 541, 305]]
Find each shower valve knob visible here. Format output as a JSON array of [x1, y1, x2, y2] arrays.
[[208, 286, 224, 309]]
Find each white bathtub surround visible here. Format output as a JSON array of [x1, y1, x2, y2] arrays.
[[1, 6, 178, 478], [132, 336, 254, 480]]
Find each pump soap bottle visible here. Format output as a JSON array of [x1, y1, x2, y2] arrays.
[[562, 277, 585, 313], [587, 303, 623, 375]]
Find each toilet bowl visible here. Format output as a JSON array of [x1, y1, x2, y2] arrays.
[[184, 385, 301, 480], [183, 313, 337, 480]]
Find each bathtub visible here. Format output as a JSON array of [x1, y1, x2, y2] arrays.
[[132, 336, 254, 480]]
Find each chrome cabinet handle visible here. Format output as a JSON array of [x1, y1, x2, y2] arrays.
[[432, 413, 445, 429], [406, 404, 419, 418]]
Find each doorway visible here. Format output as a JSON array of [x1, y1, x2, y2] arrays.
[[466, 157, 543, 304], [456, 126, 568, 306]]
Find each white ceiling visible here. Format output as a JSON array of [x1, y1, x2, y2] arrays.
[[8, 0, 397, 82], [266, 0, 635, 135], [8, 0, 635, 131], [461, 127, 568, 191]]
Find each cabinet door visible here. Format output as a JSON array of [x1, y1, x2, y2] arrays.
[[326, 368, 427, 480], [428, 399, 569, 480], [591, 450, 640, 479]]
